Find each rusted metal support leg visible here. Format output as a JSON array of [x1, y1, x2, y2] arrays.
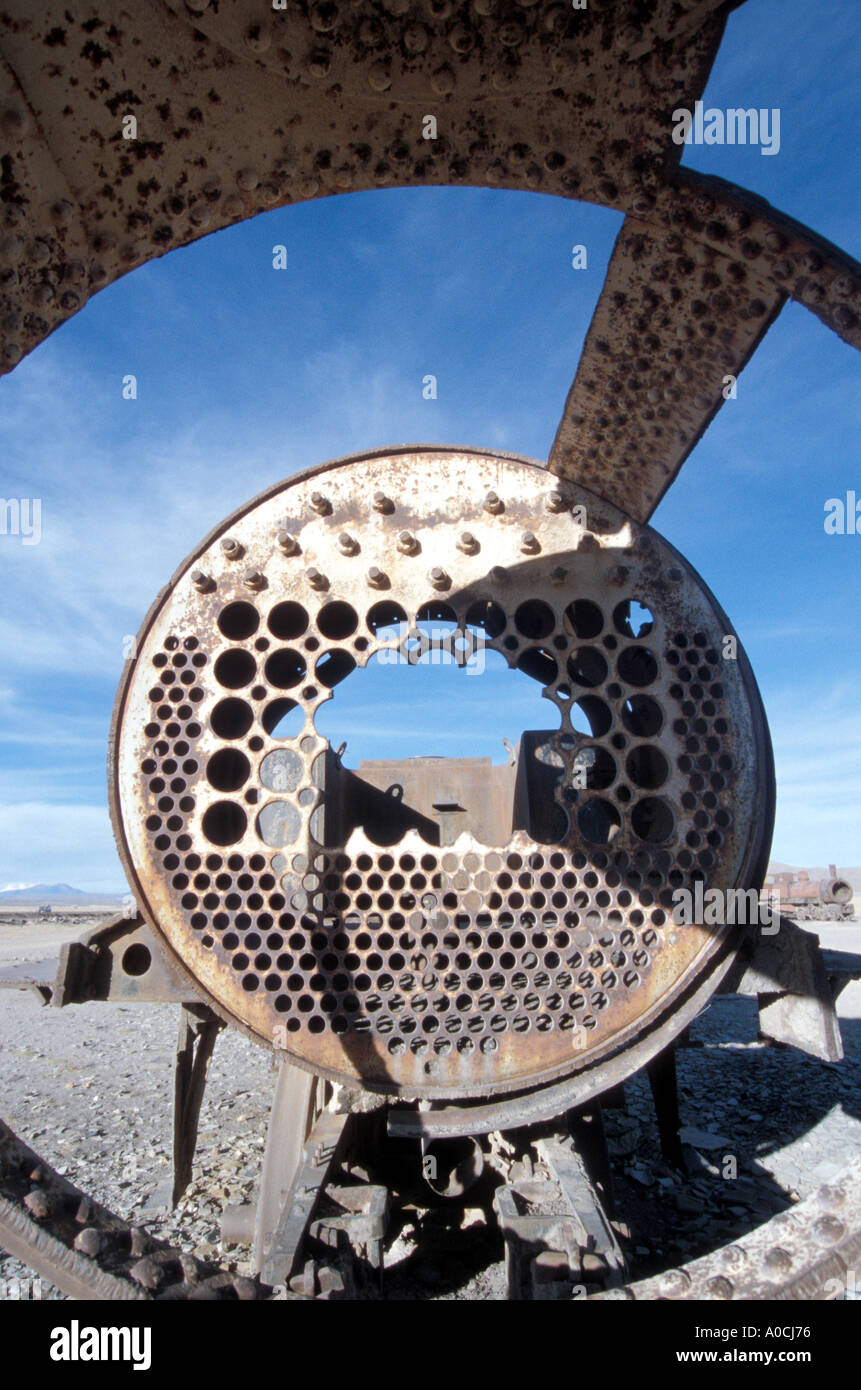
[[172, 1004, 224, 1206], [260, 1109, 351, 1288], [646, 1044, 685, 1171]]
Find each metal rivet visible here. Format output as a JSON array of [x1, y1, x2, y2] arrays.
[[338, 533, 359, 555], [704, 1276, 734, 1300], [373, 491, 394, 514], [277, 531, 300, 556], [221, 537, 243, 560], [549, 566, 567, 585], [483, 490, 503, 514], [457, 532, 479, 554], [191, 570, 213, 593], [309, 492, 331, 516], [367, 567, 389, 589], [490, 565, 507, 582], [397, 531, 420, 555], [307, 568, 329, 590], [520, 532, 540, 554], [546, 490, 566, 513], [659, 1268, 691, 1296], [243, 570, 266, 592], [429, 567, 450, 590]]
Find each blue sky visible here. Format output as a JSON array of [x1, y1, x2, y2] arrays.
[[0, 0, 858, 889]]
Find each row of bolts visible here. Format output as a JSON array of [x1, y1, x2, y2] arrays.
[[192, 489, 579, 596]]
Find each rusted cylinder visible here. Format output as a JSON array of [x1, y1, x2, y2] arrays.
[[820, 878, 852, 905], [421, 1136, 484, 1199]]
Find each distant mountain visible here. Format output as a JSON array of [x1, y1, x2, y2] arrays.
[[0, 883, 125, 905]]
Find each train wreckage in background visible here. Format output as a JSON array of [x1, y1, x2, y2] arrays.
[[1, 0, 861, 1301]]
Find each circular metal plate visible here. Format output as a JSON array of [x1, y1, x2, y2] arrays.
[[110, 447, 773, 1098]]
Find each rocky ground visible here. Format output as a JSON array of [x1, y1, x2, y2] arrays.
[[1, 914, 859, 1300]]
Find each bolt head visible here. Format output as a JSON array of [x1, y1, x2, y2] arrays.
[[397, 531, 419, 555], [549, 566, 567, 584], [221, 537, 243, 559], [458, 531, 479, 554], [191, 570, 212, 593], [243, 570, 266, 591], [429, 567, 450, 589], [367, 566, 388, 588], [483, 490, 503, 514], [373, 491, 394, 513], [338, 533, 359, 555], [520, 531, 540, 554], [546, 490, 566, 513], [277, 530, 300, 556], [307, 568, 329, 590], [310, 492, 331, 515]]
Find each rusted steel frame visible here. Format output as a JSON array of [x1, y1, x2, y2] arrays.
[[594, 1155, 861, 1301], [646, 1045, 685, 1170], [259, 1109, 351, 1287], [535, 1131, 626, 1284], [0, 1117, 268, 1300], [252, 1058, 326, 1275], [48, 912, 198, 1007], [723, 918, 851, 1063], [172, 1004, 225, 1206]]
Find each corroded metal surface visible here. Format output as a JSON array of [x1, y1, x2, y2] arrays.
[[0, 1117, 269, 1300], [109, 446, 773, 1098], [595, 1155, 861, 1302], [1, 2, 860, 517]]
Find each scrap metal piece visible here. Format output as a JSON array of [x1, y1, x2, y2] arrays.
[[535, 1130, 626, 1285], [594, 1155, 861, 1301], [252, 1058, 327, 1275], [259, 1109, 351, 1287], [728, 919, 849, 1062], [494, 1129, 625, 1300], [549, 216, 785, 521], [49, 913, 197, 1007], [172, 1004, 225, 1206]]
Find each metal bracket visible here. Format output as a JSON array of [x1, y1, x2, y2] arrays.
[[494, 1127, 626, 1300], [172, 1004, 225, 1206], [726, 918, 861, 1062], [260, 1109, 351, 1287]]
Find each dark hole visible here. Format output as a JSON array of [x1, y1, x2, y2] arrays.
[[618, 646, 659, 687], [626, 746, 669, 789], [202, 800, 248, 846], [265, 649, 307, 689], [465, 600, 506, 638], [122, 943, 151, 977], [631, 796, 674, 843], [367, 601, 408, 635], [318, 601, 358, 640], [210, 697, 253, 739], [268, 602, 309, 641], [577, 798, 621, 844], [566, 599, 603, 640], [516, 647, 558, 686], [214, 648, 256, 689], [567, 647, 608, 687], [621, 694, 663, 737], [217, 601, 259, 641], [207, 748, 251, 792], [515, 599, 554, 640]]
